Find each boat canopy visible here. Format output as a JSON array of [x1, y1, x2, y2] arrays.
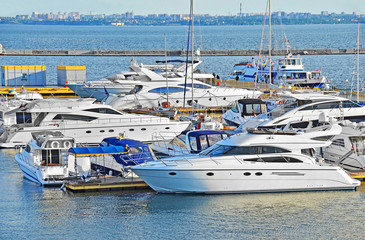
[[68, 146, 128, 156]]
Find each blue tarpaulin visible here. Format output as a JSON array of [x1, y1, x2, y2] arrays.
[[68, 146, 128, 156]]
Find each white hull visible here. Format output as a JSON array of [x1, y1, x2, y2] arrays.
[[15, 154, 66, 185], [1, 120, 190, 148], [107, 89, 261, 109], [133, 164, 359, 193]]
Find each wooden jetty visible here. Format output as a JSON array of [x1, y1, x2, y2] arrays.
[[64, 176, 151, 193], [2, 48, 365, 57]]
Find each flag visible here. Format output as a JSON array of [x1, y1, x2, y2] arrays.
[[196, 48, 201, 56], [104, 87, 109, 96], [8, 88, 17, 95]]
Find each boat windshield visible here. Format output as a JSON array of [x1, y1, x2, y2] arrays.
[[200, 144, 290, 156]]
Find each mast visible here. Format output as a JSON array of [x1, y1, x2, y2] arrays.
[[357, 22, 360, 103], [268, 0, 272, 85], [191, 0, 195, 113], [164, 33, 169, 106]]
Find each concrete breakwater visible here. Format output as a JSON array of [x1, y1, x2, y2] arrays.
[[1, 47, 365, 56]]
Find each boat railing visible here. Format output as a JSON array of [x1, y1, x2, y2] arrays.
[[40, 116, 170, 127]]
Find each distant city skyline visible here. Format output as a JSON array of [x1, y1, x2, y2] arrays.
[[1, 0, 364, 17]]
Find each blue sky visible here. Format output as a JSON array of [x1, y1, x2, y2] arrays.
[[1, 0, 364, 17]]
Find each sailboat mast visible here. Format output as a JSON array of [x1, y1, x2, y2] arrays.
[[357, 22, 360, 103], [164, 33, 169, 105], [268, 0, 272, 85], [191, 0, 195, 112]]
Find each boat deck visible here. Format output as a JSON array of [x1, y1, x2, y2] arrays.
[[64, 176, 151, 192]]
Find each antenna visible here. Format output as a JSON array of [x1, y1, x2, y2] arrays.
[[357, 22, 360, 103]]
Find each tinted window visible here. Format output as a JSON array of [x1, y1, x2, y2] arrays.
[[178, 84, 211, 89], [53, 114, 97, 122], [342, 101, 361, 108], [148, 87, 187, 93], [16, 112, 32, 124], [84, 108, 122, 115]]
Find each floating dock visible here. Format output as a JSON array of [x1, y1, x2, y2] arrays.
[[64, 176, 151, 192]]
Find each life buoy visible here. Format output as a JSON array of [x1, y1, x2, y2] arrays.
[[278, 101, 284, 105], [51, 141, 60, 149], [63, 140, 72, 149]]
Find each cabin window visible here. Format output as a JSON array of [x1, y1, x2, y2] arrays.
[[199, 135, 209, 150], [41, 150, 61, 166], [311, 136, 335, 141], [342, 101, 362, 108], [255, 172, 263, 176], [84, 108, 122, 115], [332, 139, 345, 147], [129, 129, 135, 131], [148, 87, 187, 94], [100, 130, 105, 133], [301, 148, 315, 157], [231, 103, 239, 113], [206, 172, 214, 176], [207, 134, 227, 146], [200, 145, 289, 156], [178, 84, 211, 89], [86, 130, 92, 134], [141, 128, 146, 131], [53, 114, 97, 122], [16, 112, 32, 124], [109, 129, 114, 132], [25, 145, 31, 153], [243, 172, 251, 176], [165, 127, 170, 130], [169, 172, 176, 175]]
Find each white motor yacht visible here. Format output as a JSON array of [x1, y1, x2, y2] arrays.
[[15, 131, 77, 185], [323, 120, 365, 171], [236, 93, 365, 130], [229, 53, 328, 88], [67, 58, 208, 102], [0, 98, 191, 148], [104, 65, 262, 110], [132, 124, 360, 193]]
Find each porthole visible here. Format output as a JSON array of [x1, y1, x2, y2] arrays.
[[255, 172, 263, 176], [129, 129, 135, 131], [165, 127, 170, 130], [243, 172, 251, 176], [223, 97, 226, 100], [169, 172, 176, 175], [100, 130, 105, 133], [141, 128, 146, 131], [206, 172, 214, 176], [209, 98, 212, 101], [86, 130, 91, 134], [109, 129, 114, 132], [176, 100, 179, 103]]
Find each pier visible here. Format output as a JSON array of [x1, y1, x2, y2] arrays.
[[1, 47, 365, 57]]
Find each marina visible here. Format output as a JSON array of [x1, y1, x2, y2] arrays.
[[2, 1, 365, 238]]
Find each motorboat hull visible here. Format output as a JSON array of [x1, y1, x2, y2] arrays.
[[15, 154, 65, 186], [132, 164, 360, 194]]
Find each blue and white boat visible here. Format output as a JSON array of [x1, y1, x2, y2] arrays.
[[15, 132, 75, 185], [229, 53, 328, 88], [68, 137, 157, 176]]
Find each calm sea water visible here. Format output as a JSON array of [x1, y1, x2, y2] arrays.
[[1, 24, 365, 239], [0, 24, 365, 88]]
